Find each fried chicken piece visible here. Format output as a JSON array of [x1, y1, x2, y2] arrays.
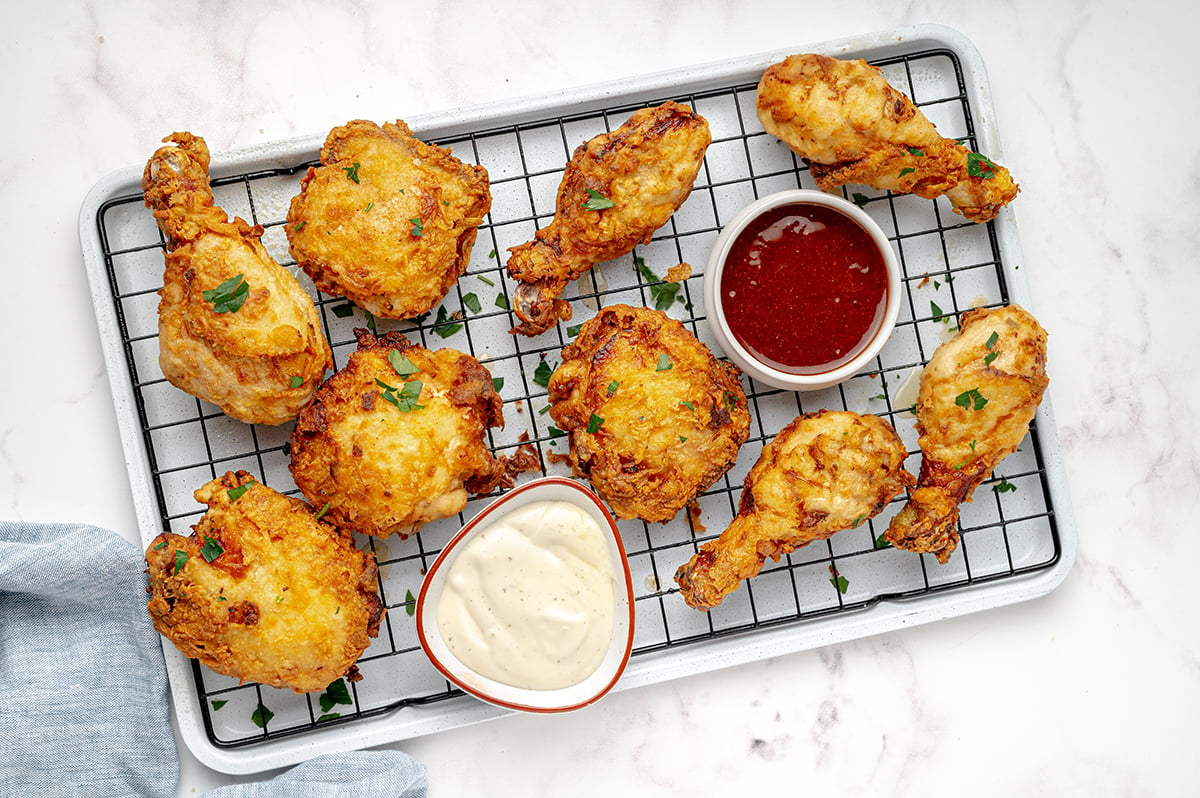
[[507, 102, 711, 335], [548, 305, 749, 522], [885, 304, 1048, 562], [143, 133, 333, 424], [144, 471, 383, 693], [756, 54, 1019, 223], [289, 329, 506, 538], [286, 119, 491, 319], [675, 410, 913, 610]]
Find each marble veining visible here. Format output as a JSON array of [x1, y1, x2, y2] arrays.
[[2, 0, 1198, 795]]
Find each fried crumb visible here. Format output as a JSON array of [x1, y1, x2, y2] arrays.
[[666, 262, 692, 283]]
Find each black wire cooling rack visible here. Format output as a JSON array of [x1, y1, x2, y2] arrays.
[[92, 44, 1060, 749]]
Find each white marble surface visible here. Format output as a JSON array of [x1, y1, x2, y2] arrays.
[[3, 0, 1198, 794]]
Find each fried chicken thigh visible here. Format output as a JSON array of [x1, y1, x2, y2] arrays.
[[286, 119, 491, 319], [145, 471, 383, 693], [143, 133, 332, 424], [885, 304, 1048, 562], [756, 54, 1018, 223], [548, 305, 749, 523], [675, 410, 913, 610], [289, 329, 506, 538], [507, 102, 711, 335]]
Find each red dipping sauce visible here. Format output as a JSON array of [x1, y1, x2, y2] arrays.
[[719, 202, 888, 374]]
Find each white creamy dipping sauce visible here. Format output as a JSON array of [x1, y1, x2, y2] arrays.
[[436, 500, 615, 691]]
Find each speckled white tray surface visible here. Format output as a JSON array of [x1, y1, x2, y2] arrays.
[[79, 23, 1075, 774]]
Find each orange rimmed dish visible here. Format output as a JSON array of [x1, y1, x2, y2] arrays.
[[703, 189, 901, 391], [416, 476, 635, 713]]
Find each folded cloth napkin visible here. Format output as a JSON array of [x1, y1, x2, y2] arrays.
[[0, 521, 427, 798]]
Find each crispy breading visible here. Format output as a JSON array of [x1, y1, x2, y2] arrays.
[[675, 410, 914, 610], [756, 54, 1018, 222], [143, 132, 332, 424], [885, 304, 1048, 562], [286, 119, 491, 319], [507, 102, 711, 335], [144, 471, 383, 693], [289, 329, 506, 538], [548, 305, 749, 522]]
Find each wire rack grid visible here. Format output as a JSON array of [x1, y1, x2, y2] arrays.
[[92, 45, 1060, 749]]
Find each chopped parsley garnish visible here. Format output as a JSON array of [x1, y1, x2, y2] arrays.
[[581, 188, 615, 211], [679, 400, 695, 411], [475, 274, 495, 287], [331, 302, 355, 318], [655, 353, 673, 371], [200, 536, 224, 563], [341, 162, 361, 183], [320, 679, 352, 713], [405, 589, 416, 617], [586, 413, 604, 434], [202, 274, 249, 314], [931, 300, 947, 323], [907, 147, 925, 156], [462, 292, 482, 314], [492, 377, 504, 392], [376, 378, 424, 412], [874, 531, 891, 549], [289, 375, 303, 389], [408, 217, 423, 237], [387, 350, 420, 378], [364, 201, 374, 212], [494, 293, 509, 311], [724, 390, 739, 412], [432, 305, 465, 338], [851, 192, 870, 208], [364, 308, 376, 334], [829, 567, 849, 594], [986, 331, 999, 349], [967, 152, 998, 179], [850, 515, 866, 529], [635, 255, 684, 311], [547, 426, 567, 438], [533, 360, 555, 388], [173, 549, 187, 575], [869, 393, 887, 401], [994, 476, 1017, 494], [226, 481, 254, 501], [315, 502, 330, 521], [955, 387, 988, 411], [152, 540, 168, 551], [251, 704, 274, 729], [566, 323, 583, 337], [488, 248, 497, 259], [211, 700, 227, 711], [898, 167, 916, 178], [984, 351, 999, 366], [539, 403, 551, 414], [607, 380, 619, 394], [293, 221, 306, 233]]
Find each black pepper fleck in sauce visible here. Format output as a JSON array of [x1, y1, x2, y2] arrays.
[[720, 202, 888, 374]]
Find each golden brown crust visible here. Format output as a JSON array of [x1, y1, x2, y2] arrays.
[[885, 304, 1048, 562], [289, 329, 505, 537], [755, 54, 1018, 223], [144, 133, 333, 425], [144, 471, 383, 693], [286, 119, 491, 319], [548, 304, 749, 522], [675, 410, 914, 610], [507, 102, 711, 335]]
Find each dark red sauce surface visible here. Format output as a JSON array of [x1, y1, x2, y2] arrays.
[[720, 202, 888, 374]]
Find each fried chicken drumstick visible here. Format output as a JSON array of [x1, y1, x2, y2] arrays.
[[885, 304, 1048, 562], [506, 101, 711, 335], [143, 132, 332, 425], [756, 54, 1018, 223], [675, 410, 913, 610]]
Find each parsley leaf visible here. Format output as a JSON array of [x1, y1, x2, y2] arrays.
[[874, 531, 891, 550], [986, 331, 999, 349], [492, 377, 504, 393], [388, 350, 419, 378], [376, 378, 425, 412], [320, 679, 352, 713], [211, 700, 227, 711], [405, 589, 416, 617], [680, 400, 695, 411], [432, 305, 464, 338], [829, 569, 849, 594], [200, 536, 224, 563], [226, 481, 254, 501], [607, 380, 619, 394], [566, 323, 583, 337], [202, 274, 250, 314], [984, 350, 999, 367], [954, 388, 988, 411], [462, 292, 482, 314], [494, 293, 509, 311], [655, 353, 673, 371], [341, 162, 361, 183], [408, 217, 423, 237], [635, 255, 683, 311], [966, 152, 998, 179], [994, 476, 1017, 494], [331, 302, 355, 318], [586, 413, 604, 434], [851, 192, 870, 208], [251, 704, 274, 729], [931, 300, 946, 323], [476, 273, 495, 286], [315, 502, 330, 521], [581, 188, 615, 211], [547, 426, 566, 438], [898, 166, 916, 178], [173, 549, 187, 575], [533, 360, 555, 388], [289, 375, 303, 389]]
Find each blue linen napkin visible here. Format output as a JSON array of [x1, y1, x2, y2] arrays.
[[0, 521, 427, 798]]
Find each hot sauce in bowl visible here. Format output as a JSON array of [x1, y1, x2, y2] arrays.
[[703, 190, 900, 391]]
